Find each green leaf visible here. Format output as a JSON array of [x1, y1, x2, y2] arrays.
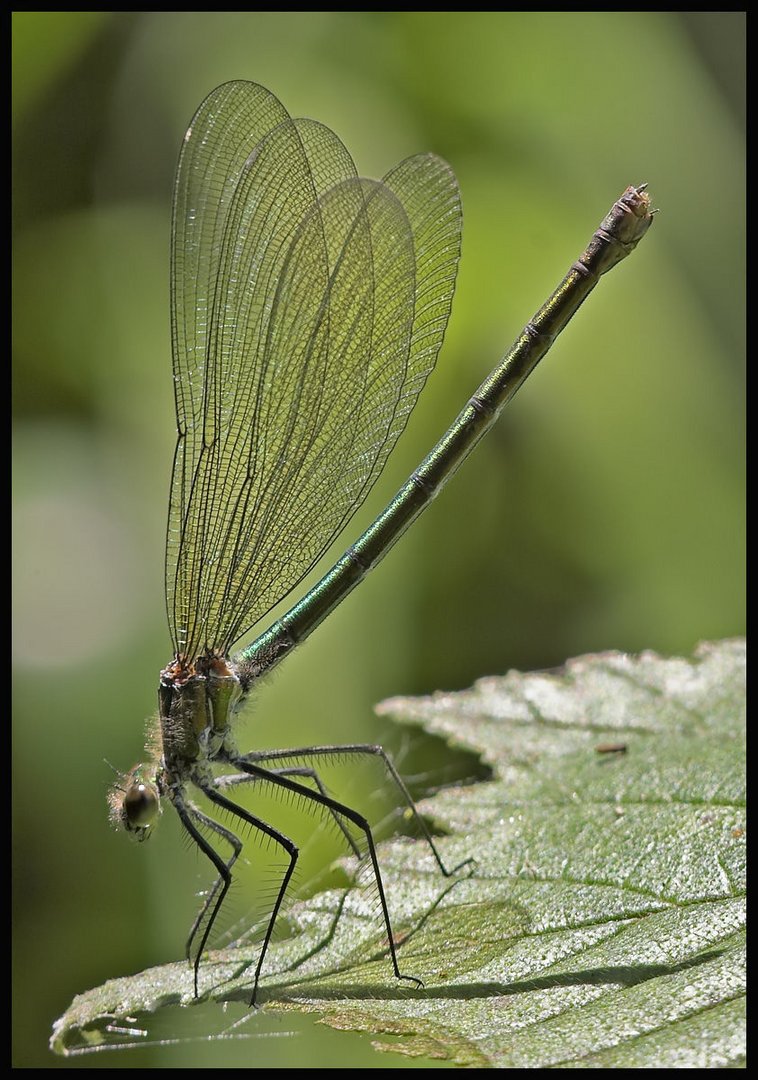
[[51, 639, 745, 1066]]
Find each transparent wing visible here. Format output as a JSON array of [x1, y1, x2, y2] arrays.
[[167, 81, 461, 659]]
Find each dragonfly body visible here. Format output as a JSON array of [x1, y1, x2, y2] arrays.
[[109, 80, 653, 1006]]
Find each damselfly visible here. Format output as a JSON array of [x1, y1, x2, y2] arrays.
[[109, 80, 653, 1005]]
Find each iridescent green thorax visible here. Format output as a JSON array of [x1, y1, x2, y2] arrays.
[[158, 654, 243, 773]]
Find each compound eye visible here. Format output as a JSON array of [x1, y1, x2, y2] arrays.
[[123, 781, 160, 831]]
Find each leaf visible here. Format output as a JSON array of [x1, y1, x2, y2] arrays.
[[51, 639, 745, 1066]]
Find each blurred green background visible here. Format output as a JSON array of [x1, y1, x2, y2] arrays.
[[13, 11, 744, 1069]]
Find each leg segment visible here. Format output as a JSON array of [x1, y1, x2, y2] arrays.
[[198, 782, 299, 1006], [240, 743, 473, 876], [216, 764, 361, 857], [183, 804, 244, 964], [226, 755, 425, 991]]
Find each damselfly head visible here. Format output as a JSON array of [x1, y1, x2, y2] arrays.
[[108, 765, 162, 838]]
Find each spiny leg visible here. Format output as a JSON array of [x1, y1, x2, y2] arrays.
[[240, 744, 474, 876], [183, 805, 243, 964], [199, 782, 298, 1007], [216, 765, 361, 858], [173, 798, 238, 999], [226, 755, 424, 991]]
